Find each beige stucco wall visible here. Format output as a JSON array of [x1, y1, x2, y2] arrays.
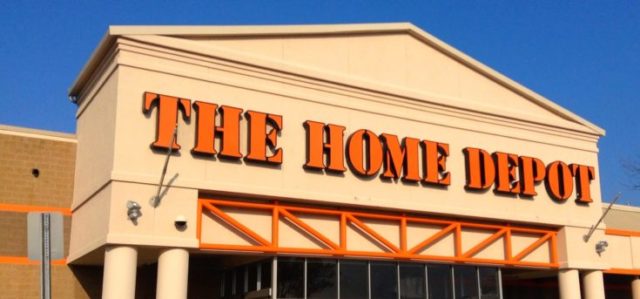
[[603, 205, 640, 231], [602, 234, 640, 269], [68, 24, 615, 270], [109, 34, 602, 225]]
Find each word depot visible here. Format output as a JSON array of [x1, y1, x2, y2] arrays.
[[143, 92, 595, 204]]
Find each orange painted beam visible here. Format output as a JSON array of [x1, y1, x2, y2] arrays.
[[340, 213, 347, 250], [202, 198, 554, 234], [408, 223, 456, 254], [504, 228, 513, 260], [455, 224, 462, 257], [203, 202, 272, 246], [199, 242, 558, 268], [278, 208, 339, 250], [400, 217, 407, 253], [0, 203, 71, 216], [512, 233, 551, 262], [461, 228, 506, 258], [346, 213, 400, 253], [549, 233, 558, 264], [199, 198, 559, 269]]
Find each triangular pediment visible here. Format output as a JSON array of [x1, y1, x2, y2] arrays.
[[71, 23, 604, 136]]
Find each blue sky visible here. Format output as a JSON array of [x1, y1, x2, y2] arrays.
[[1, 1, 638, 204]]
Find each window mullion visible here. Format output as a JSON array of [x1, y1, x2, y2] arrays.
[[271, 257, 277, 299], [367, 261, 372, 299], [396, 262, 401, 299], [476, 267, 481, 299], [498, 268, 504, 299], [304, 258, 308, 299], [424, 264, 429, 299], [451, 266, 456, 299], [337, 259, 341, 299]]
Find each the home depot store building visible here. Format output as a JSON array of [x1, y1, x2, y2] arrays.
[[2, 23, 640, 299]]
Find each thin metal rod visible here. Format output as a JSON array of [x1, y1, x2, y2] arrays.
[[41, 213, 51, 299], [584, 193, 622, 242], [151, 125, 178, 207]]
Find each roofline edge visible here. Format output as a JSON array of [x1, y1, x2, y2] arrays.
[[67, 23, 605, 136]]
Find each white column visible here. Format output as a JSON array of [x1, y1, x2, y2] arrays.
[[156, 248, 190, 299], [582, 270, 605, 299], [102, 246, 138, 299], [559, 269, 581, 299], [632, 276, 640, 299]]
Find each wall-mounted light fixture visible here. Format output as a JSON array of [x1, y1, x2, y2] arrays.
[[595, 240, 608, 256], [127, 200, 142, 223]]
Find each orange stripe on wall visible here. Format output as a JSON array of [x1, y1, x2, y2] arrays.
[[0, 256, 66, 265], [0, 203, 71, 216], [605, 228, 640, 237], [605, 268, 640, 276]]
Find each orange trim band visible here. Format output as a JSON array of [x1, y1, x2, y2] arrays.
[[199, 198, 559, 268], [0, 256, 66, 265], [605, 228, 640, 237], [605, 268, 640, 276], [0, 203, 72, 216]]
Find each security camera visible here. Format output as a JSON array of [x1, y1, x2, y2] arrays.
[[174, 215, 187, 230]]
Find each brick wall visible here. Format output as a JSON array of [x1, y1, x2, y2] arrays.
[[0, 264, 102, 299], [0, 127, 102, 299], [0, 127, 229, 298], [0, 132, 76, 207]]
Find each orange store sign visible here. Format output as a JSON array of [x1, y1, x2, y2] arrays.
[[143, 92, 595, 204]]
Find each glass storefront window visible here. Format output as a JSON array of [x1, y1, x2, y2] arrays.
[[479, 268, 499, 299], [235, 267, 246, 295], [339, 260, 368, 299], [400, 263, 426, 299], [307, 259, 337, 299], [222, 257, 501, 299], [260, 260, 272, 290], [224, 271, 233, 298], [428, 264, 453, 299], [248, 263, 257, 292], [370, 261, 398, 299], [454, 266, 479, 299], [277, 258, 304, 298]]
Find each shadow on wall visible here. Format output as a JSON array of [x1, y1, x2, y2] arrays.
[[70, 256, 229, 299], [70, 265, 103, 299]]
